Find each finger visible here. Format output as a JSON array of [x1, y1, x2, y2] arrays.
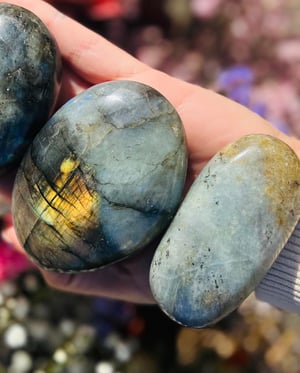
[[2, 221, 155, 303], [130, 72, 300, 180], [0, 0, 148, 84], [56, 65, 90, 107], [174, 83, 300, 180], [42, 245, 156, 304]]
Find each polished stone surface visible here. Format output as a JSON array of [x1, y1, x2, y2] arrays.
[[150, 134, 300, 328], [12, 80, 187, 272], [0, 4, 61, 172]]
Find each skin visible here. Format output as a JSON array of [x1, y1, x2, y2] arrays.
[[1, 0, 299, 304]]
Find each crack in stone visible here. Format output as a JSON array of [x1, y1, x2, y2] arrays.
[[96, 145, 183, 190], [100, 193, 160, 216]]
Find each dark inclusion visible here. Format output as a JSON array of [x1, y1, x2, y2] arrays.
[[0, 3, 61, 172]]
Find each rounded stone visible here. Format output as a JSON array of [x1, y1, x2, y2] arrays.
[[12, 80, 188, 272], [0, 3, 61, 172], [150, 134, 300, 328]]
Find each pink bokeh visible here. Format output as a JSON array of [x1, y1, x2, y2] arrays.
[[49, 0, 123, 20], [0, 239, 32, 283]]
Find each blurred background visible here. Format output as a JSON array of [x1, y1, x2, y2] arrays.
[[1, 0, 300, 372]]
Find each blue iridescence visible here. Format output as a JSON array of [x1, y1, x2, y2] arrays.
[[0, 4, 60, 172]]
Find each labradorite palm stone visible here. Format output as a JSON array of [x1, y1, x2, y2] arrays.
[[150, 134, 300, 328], [12, 80, 187, 272], [0, 4, 61, 172]]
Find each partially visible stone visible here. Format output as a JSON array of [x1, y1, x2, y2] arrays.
[[0, 3, 61, 172], [12, 80, 187, 272], [150, 134, 300, 328]]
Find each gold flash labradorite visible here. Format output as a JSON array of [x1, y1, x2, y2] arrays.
[[12, 80, 188, 272]]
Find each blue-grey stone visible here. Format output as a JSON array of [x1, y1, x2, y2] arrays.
[[12, 80, 187, 272], [0, 4, 61, 172], [150, 134, 300, 328]]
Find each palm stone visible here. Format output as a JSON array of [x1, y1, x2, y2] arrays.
[[150, 134, 300, 328], [0, 3, 61, 172], [12, 80, 188, 272]]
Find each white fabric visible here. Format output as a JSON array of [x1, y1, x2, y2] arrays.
[[256, 220, 300, 313]]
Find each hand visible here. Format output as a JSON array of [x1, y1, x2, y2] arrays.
[[1, 0, 299, 304]]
